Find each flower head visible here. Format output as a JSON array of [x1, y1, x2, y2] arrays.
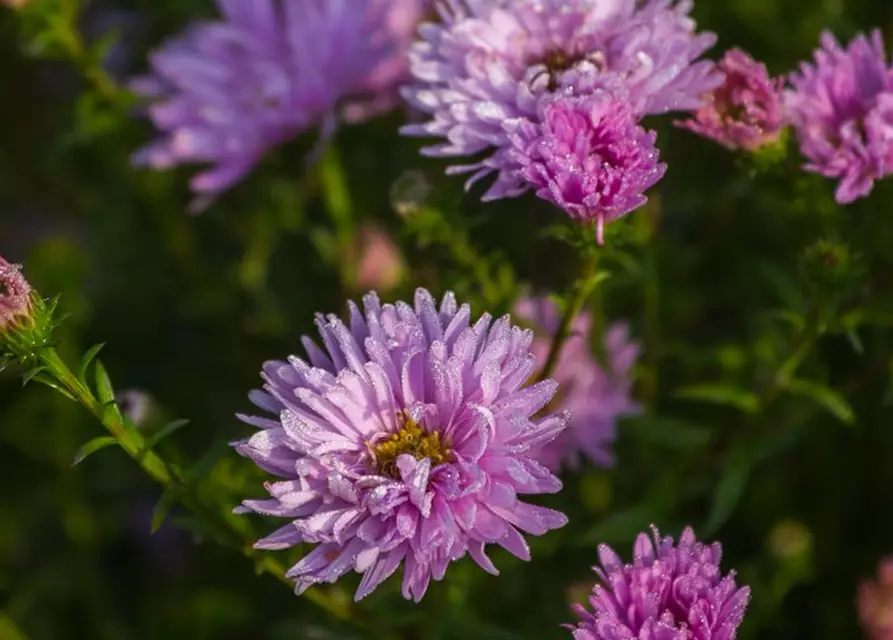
[[514, 297, 639, 472], [0, 256, 33, 333], [859, 556, 893, 640], [355, 225, 406, 291], [785, 31, 893, 203], [133, 0, 427, 210], [235, 289, 568, 602], [572, 526, 751, 639], [679, 48, 785, 151], [402, 0, 717, 200], [506, 91, 665, 242]]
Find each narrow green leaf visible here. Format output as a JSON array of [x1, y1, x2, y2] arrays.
[[31, 374, 76, 401], [784, 378, 855, 425], [72, 436, 118, 467], [21, 365, 48, 386], [146, 419, 190, 450], [78, 343, 105, 383], [94, 361, 116, 404], [674, 384, 760, 414], [706, 449, 752, 534], [151, 489, 179, 534]]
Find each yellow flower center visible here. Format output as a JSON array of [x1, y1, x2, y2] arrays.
[[370, 411, 453, 479]]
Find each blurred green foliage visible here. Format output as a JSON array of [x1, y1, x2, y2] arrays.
[[2, 0, 893, 639]]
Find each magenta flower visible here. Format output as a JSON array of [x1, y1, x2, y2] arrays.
[[505, 90, 665, 242], [859, 556, 893, 640], [0, 256, 32, 333], [786, 31, 893, 203], [133, 0, 428, 210], [679, 48, 785, 151], [514, 296, 640, 472], [572, 526, 751, 640], [235, 289, 568, 601], [402, 0, 717, 200]]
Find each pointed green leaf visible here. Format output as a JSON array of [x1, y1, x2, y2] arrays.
[[72, 436, 119, 467], [706, 449, 752, 535], [784, 378, 855, 425], [78, 343, 105, 383], [150, 489, 179, 534], [146, 419, 190, 450], [94, 361, 116, 404], [625, 416, 712, 450], [21, 365, 48, 386], [675, 384, 760, 414], [31, 374, 76, 401], [580, 504, 655, 546]]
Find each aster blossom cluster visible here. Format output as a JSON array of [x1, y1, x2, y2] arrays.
[[514, 296, 640, 471], [132, 0, 428, 209], [0, 255, 32, 333], [571, 527, 751, 640], [785, 30, 893, 204], [234, 288, 568, 601], [679, 48, 785, 151], [402, 0, 719, 235]]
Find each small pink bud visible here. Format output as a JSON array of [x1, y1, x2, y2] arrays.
[[355, 225, 405, 291], [0, 256, 33, 333]]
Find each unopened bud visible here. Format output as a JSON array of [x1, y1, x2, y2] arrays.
[[0, 256, 34, 333]]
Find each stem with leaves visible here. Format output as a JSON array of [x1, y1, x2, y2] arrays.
[[27, 346, 368, 629], [538, 242, 601, 381]]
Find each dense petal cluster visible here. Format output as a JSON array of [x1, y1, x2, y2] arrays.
[[235, 289, 568, 601], [0, 255, 32, 332], [859, 556, 893, 640], [679, 48, 785, 151], [133, 0, 427, 209], [785, 31, 893, 203], [572, 527, 750, 639], [506, 91, 665, 242], [514, 297, 640, 471], [402, 0, 718, 200]]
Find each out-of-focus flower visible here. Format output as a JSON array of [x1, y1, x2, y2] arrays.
[[679, 48, 785, 151], [402, 0, 717, 200], [859, 557, 893, 640], [355, 225, 406, 291], [132, 0, 428, 210], [235, 289, 568, 601], [0, 256, 33, 333], [571, 526, 751, 639], [506, 91, 665, 242], [2, 0, 29, 8], [785, 31, 893, 204], [116, 389, 157, 428], [514, 296, 639, 472]]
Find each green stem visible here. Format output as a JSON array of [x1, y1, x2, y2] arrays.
[[36, 349, 363, 629], [538, 245, 600, 382]]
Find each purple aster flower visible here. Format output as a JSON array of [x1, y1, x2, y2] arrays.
[[678, 48, 785, 151], [505, 90, 665, 242], [785, 31, 893, 204], [571, 526, 751, 640], [235, 289, 569, 601], [133, 0, 428, 210], [514, 296, 640, 472], [0, 255, 33, 333], [859, 556, 893, 640], [402, 0, 718, 200]]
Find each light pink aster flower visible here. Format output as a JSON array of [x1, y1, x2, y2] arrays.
[[505, 90, 666, 242], [133, 0, 428, 210], [235, 289, 569, 601], [402, 0, 718, 200], [514, 296, 640, 472], [786, 31, 893, 203], [679, 48, 785, 151]]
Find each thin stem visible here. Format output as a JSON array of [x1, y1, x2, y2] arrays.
[[36, 349, 364, 629], [538, 244, 600, 381]]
